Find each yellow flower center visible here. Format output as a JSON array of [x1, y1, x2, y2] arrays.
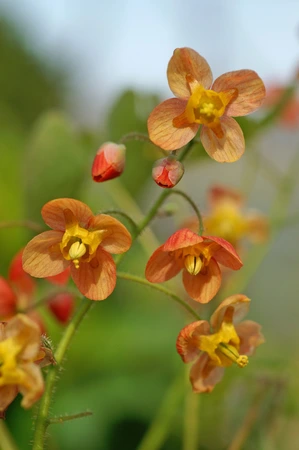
[[184, 255, 203, 275], [0, 338, 25, 387], [172, 241, 219, 276], [198, 306, 248, 368], [60, 209, 106, 269]]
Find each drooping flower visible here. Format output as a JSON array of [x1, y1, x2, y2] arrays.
[[0, 314, 45, 414], [152, 156, 184, 188], [176, 294, 264, 393], [92, 142, 126, 182], [22, 198, 132, 300], [184, 185, 269, 248], [148, 47, 265, 162], [145, 228, 242, 303]]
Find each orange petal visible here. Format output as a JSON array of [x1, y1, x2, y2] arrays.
[[163, 228, 204, 252], [70, 248, 116, 300], [204, 235, 243, 269], [148, 98, 199, 151], [0, 385, 18, 415], [88, 214, 132, 254], [5, 314, 41, 360], [182, 258, 221, 303], [236, 320, 265, 356], [22, 231, 69, 278], [176, 320, 210, 363], [42, 198, 94, 231], [208, 185, 244, 209], [19, 363, 44, 409], [212, 70, 266, 116], [167, 48, 213, 98], [46, 267, 71, 285], [210, 294, 250, 330], [190, 353, 225, 393], [200, 116, 245, 163], [246, 213, 269, 243], [145, 245, 182, 283]]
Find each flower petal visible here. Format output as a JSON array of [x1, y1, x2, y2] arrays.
[[167, 48, 213, 98], [236, 320, 265, 355], [22, 231, 69, 278], [8, 250, 36, 297], [19, 363, 44, 409], [0, 385, 18, 415], [182, 258, 221, 303], [88, 214, 132, 254], [46, 267, 71, 285], [210, 294, 250, 330], [176, 320, 210, 363], [42, 198, 94, 231], [145, 245, 182, 283], [163, 228, 204, 252], [0, 277, 17, 316], [212, 70, 266, 117], [204, 235, 243, 269], [190, 353, 225, 393], [71, 248, 116, 300], [5, 314, 41, 360], [200, 116, 245, 163], [246, 213, 269, 243], [148, 98, 199, 151], [208, 185, 244, 209]]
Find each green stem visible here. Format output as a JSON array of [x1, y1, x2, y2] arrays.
[[0, 421, 19, 450], [118, 132, 152, 145], [100, 209, 139, 232], [117, 272, 201, 320], [170, 190, 204, 235], [48, 411, 92, 426]]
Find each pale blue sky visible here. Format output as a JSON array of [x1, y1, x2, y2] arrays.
[[1, 0, 298, 123]]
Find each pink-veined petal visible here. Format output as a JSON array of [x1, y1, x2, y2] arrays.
[[71, 248, 116, 301], [176, 320, 210, 363], [148, 98, 199, 151], [167, 48, 213, 98], [212, 70, 266, 117], [88, 214, 132, 254], [183, 258, 221, 303], [236, 320, 265, 356], [145, 245, 182, 283], [22, 231, 69, 278], [163, 228, 204, 252], [42, 198, 94, 231], [204, 235, 243, 269], [210, 294, 250, 330], [200, 116, 245, 163], [190, 353, 225, 393]]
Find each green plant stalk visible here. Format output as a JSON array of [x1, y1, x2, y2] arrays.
[[32, 140, 196, 450], [170, 189, 204, 235], [0, 421, 19, 450]]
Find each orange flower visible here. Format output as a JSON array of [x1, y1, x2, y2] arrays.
[[148, 47, 265, 162], [0, 314, 45, 414], [185, 185, 269, 248], [176, 295, 264, 393], [22, 198, 132, 301], [145, 228, 242, 303]]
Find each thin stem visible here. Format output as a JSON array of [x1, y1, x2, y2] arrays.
[[118, 132, 152, 145], [0, 220, 44, 232], [170, 190, 204, 235], [0, 421, 19, 450], [100, 209, 139, 232], [48, 411, 92, 426], [117, 272, 201, 320]]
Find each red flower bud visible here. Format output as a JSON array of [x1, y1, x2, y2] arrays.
[[47, 292, 75, 324], [92, 142, 126, 182], [0, 277, 17, 316], [152, 156, 184, 188]]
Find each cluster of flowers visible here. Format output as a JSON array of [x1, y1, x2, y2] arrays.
[[0, 47, 267, 416]]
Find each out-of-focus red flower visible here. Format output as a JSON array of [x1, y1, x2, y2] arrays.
[[23, 198, 132, 301], [47, 292, 75, 324], [145, 228, 242, 303], [264, 84, 299, 129], [176, 295, 264, 393], [148, 47, 265, 162], [152, 156, 184, 188], [92, 142, 126, 182]]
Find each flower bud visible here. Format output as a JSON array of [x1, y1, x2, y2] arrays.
[[47, 292, 75, 324], [92, 142, 126, 182], [0, 277, 16, 316], [152, 156, 184, 188]]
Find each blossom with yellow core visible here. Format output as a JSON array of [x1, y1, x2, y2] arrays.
[[0, 314, 45, 415], [145, 228, 242, 303], [22, 198, 132, 301], [176, 295, 264, 393], [148, 47, 265, 162]]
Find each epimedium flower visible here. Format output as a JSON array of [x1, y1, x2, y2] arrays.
[[176, 294, 264, 393], [148, 47, 266, 162], [92, 142, 126, 182], [22, 198, 132, 301], [145, 228, 242, 303], [0, 314, 46, 414], [152, 156, 184, 188]]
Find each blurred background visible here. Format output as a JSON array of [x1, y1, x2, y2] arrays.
[[0, 1, 299, 449]]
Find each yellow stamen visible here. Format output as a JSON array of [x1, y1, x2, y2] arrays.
[[68, 241, 87, 269], [184, 255, 203, 275], [218, 343, 248, 368]]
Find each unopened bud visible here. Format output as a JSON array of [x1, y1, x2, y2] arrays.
[[152, 156, 184, 188], [48, 292, 75, 324], [92, 142, 126, 182]]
